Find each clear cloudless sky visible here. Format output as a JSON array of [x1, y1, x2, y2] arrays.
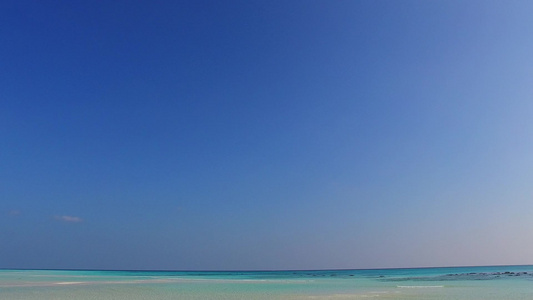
[[1, 0, 533, 271]]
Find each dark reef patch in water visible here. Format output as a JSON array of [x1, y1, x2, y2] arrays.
[[381, 271, 533, 282]]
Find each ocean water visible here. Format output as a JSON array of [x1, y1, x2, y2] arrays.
[[1, 265, 532, 299]]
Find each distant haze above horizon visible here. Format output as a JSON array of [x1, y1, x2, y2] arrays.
[[2, 0, 533, 271]]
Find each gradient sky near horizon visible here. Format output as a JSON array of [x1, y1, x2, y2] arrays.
[[2, 0, 533, 271]]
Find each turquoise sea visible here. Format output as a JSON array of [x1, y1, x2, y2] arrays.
[[1, 265, 532, 299]]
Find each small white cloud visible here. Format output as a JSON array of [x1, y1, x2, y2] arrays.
[[54, 215, 83, 223], [9, 210, 21, 216]]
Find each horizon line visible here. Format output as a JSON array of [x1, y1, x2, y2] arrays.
[[2, 263, 532, 273]]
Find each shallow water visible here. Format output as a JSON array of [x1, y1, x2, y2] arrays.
[[1, 265, 532, 299]]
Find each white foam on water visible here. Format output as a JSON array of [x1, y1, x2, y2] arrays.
[[55, 282, 84, 285], [397, 285, 444, 288], [306, 294, 381, 299]]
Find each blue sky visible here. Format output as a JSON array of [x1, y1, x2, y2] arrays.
[[2, 0, 533, 270]]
